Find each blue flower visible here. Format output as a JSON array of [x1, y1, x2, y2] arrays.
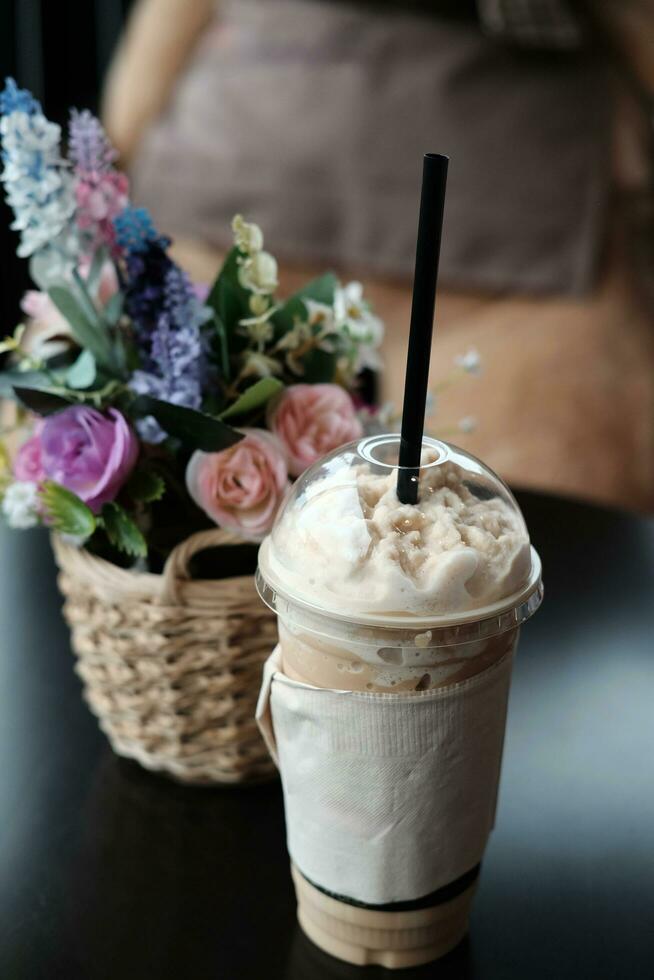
[[0, 78, 40, 116], [114, 206, 169, 255]]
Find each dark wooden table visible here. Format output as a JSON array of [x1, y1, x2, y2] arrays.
[[1, 491, 653, 980]]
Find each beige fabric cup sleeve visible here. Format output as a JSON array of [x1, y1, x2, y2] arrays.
[[257, 647, 515, 906], [255, 645, 282, 767]]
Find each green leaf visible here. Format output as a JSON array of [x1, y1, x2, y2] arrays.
[[104, 291, 124, 327], [72, 268, 104, 327], [206, 248, 252, 362], [131, 396, 244, 452], [39, 482, 96, 538], [13, 386, 73, 415], [112, 336, 129, 378], [84, 248, 108, 293], [100, 502, 147, 558], [207, 247, 249, 308], [0, 347, 78, 398], [48, 286, 114, 369], [126, 467, 166, 504], [212, 313, 230, 380], [219, 377, 284, 420], [300, 347, 338, 384], [1, 370, 49, 398], [294, 272, 338, 306], [66, 350, 97, 389]]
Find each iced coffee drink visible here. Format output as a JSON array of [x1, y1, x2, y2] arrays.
[[257, 434, 542, 968]]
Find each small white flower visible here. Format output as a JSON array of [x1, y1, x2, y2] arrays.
[[458, 416, 477, 434], [304, 299, 336, 332], [238, 251, 279, 295], [275, 302, 335, 350], [334, 281, 384, 371], [231, 214, 264, 255], [2, 481, 40, 529], [334, 281, 384, 340], [274, 320, 311, 352], [455, 349, 481, 375], [239, 350, 283, 380], [238, 306, 279, 348], [249, 293, 270, 316], [273, 312, 336, 376]]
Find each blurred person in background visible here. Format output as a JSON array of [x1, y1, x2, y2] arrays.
[[103, 0, 654, 511]]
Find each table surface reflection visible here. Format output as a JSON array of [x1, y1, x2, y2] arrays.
[[1, 490, 653, 980]]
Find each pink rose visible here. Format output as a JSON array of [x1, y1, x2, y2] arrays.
[[186, 429, 289, 540], [13, 433, 45, 483], [40, 406, 139, 513], [268, 384, 363, 477]]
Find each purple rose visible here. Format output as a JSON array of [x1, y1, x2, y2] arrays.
[[40, 406, 139, 513]]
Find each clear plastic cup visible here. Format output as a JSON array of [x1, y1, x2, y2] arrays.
[[257, 434, 543, 968]]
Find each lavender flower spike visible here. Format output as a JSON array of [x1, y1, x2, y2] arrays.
[[164, 264, 213, 332], [68, 108, 117, 173], [127, 266, 212, 443], [130, 312, 205, 443]]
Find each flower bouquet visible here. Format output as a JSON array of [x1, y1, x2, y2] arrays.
[[0, 80, 382, 784]]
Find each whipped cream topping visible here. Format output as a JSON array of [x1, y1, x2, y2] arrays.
[[263, 452, 532, 619]]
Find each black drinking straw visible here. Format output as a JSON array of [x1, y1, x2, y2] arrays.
[[396, 153, 449, 505]]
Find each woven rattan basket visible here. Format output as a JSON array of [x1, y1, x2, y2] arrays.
[[52, 528, 278, 785]]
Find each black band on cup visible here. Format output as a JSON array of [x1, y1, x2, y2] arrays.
[[299, 863, 481, 912]]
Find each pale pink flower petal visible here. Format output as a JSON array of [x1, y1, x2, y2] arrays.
[[186, 429, 289, 540], [268, 384, 363, 477]]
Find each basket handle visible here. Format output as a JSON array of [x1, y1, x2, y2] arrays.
[[162, 528, 250, 603]]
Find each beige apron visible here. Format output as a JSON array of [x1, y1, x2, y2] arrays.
[[130, 0, 610, 295]]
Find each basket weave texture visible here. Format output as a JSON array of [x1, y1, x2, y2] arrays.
[[52, 528, 278, 785]]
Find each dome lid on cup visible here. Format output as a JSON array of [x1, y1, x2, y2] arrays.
[[257, 434, 542, 630]]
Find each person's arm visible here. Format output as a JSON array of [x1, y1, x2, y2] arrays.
[[102, 0, 215, 164]]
